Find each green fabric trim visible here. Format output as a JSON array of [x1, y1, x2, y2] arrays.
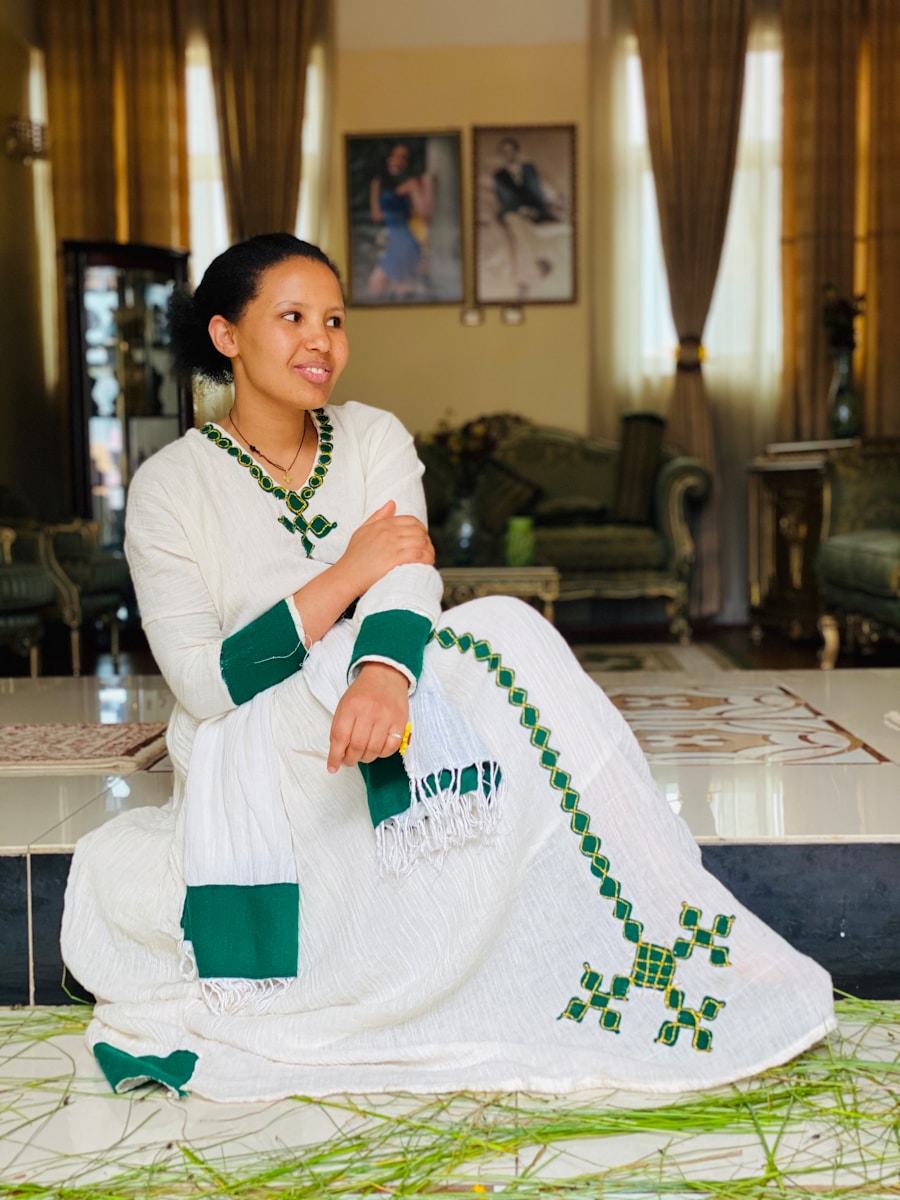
[[359, 753, 409, 826], [94, 1042, 198, 1097], [350, 609, 432, 684], [182, 883, 299, 979], [220, 599, 307, 705], [360, 758, 501, 828]]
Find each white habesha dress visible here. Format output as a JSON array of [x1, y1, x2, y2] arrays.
[[62, 401, 836, 1104]]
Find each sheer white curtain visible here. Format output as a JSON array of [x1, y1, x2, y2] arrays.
[[603, 19, 782, 624], [185, 32, 328, 287]]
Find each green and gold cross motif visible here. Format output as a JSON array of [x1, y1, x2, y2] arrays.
[[202, 410, 338, 557], [434, 626, 735, 1054]]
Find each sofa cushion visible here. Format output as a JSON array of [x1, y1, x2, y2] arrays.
[[56, 553, 130, 594], [612, 412, 665, 525], [532, 495, 607, 526], [0, 564, 57, 611], [473, 458, 541, 535], [535, 524, 667, 572], [816, 531, 900, 597]]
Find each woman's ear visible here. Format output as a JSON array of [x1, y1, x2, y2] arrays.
[[208, 315, 238, 360]]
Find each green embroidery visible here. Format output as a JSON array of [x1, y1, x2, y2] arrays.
[[201, 411, 337, 556], [672, 903, 735, 966], [433, 625, 732, 1054], [655, 990, 727, 1052]]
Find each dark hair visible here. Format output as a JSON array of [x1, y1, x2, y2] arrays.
[[499, 136, 520, 153], [168, 233, 342, 384]]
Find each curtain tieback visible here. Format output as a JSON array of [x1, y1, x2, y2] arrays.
[[676, 335, 705, 373]]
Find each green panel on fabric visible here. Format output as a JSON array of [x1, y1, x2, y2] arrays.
[[94, 1042, 198, 1096], [359, 753, 410, 826], [182, 883, 299, 979], [220, 599, 307, 704], [360, 758, 501, 828], [350, 609, 432, 683]]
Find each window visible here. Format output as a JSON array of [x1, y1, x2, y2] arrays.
[[185, 35, 325, 284], [618, 42, 783, 390]]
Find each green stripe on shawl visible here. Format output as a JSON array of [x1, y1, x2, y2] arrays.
[[360, 754, 501, 828], [220, 600, 307, 704], [182, 883, 299, 979], [94, 1042, 198, 1096], [349, 609, 432, 684]]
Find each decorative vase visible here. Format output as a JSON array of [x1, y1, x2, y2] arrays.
[[827, 348, 861, 439], [505, 515, 535, 566], [443, 494, 479, 566]]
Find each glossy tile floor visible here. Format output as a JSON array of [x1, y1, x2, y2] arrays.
[[1, 656, 899, 1195]]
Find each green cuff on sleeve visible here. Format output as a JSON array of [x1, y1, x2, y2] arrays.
[[220, 599, 307, 705], [349, 609, 433, 686]]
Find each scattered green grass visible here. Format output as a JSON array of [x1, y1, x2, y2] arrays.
[[0, 996, 897, 1198]]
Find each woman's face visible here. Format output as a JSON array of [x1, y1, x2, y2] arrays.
[[387, 144, 410, 175], [216, 257, 348, 414]]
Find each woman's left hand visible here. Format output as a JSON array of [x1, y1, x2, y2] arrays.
[[327, 662, 410, 773]]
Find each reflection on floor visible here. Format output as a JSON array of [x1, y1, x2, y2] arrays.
[[1, 655, 899, 1194]]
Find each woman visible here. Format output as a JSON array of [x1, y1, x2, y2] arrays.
[[367, 142, 433, 300], [62, 234, 835, 1103]]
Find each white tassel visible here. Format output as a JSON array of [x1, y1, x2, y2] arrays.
[[199, 976, 292, 1015], [376, 763, 504, 878]]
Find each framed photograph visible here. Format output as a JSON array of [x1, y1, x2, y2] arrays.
[[345, 131, 464, 306], [473, 124, 577, 305]]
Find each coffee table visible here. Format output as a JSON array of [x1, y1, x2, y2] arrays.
[[439, 565, 561, 623]]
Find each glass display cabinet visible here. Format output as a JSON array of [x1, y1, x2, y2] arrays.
[[63, 240, 193, 552]]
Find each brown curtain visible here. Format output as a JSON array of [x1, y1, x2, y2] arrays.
[[42, 0, 189, 247], [204, 0, 317, 240], [780, 0, 861, 441], [634, 0, 750, 617], [860, 0, 900, 437]]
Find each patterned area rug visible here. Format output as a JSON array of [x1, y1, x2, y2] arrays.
[[574, 642, 737, 674], [0, 723, 169, 776], [606, 684, 886, 765]]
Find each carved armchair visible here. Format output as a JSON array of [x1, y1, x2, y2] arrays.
[[0, 525, 59, 676]]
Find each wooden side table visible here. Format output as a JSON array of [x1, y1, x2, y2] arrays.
[[748, 438, 858, 640], [440, 565, 561, 623]]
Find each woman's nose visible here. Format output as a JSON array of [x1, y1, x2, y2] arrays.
[[302, 321, 330, 350]]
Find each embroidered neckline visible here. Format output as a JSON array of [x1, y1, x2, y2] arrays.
[[200, 409, 337, 555]]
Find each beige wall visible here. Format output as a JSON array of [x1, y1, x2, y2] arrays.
[[328, 41, 591, 439]]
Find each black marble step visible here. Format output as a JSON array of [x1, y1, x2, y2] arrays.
[[3, 842, 899, 1006]]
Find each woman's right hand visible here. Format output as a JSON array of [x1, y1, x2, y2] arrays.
[[335, 500, 434, 597]]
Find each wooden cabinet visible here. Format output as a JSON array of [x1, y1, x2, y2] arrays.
[[748, 440, 858, 640], [63, 240, 192, 553]]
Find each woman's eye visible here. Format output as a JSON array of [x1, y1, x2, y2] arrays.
[[283, 311, 301, 323], [327, 315, 344, 328]]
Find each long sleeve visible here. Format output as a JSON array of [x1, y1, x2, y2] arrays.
[[125, 454, 310, 719], [341, 405, 443, 690]]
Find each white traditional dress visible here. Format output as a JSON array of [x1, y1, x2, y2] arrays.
[[62, 401, 836, 1103]]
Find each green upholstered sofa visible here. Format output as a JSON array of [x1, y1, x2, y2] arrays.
[[416, 414, 711, 640], [815, 440, 900, 668]]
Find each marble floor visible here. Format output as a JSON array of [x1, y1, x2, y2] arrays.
[[1, 659, 899, 1195]]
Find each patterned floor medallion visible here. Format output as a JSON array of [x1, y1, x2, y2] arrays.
[[606, 684, 887, 765]]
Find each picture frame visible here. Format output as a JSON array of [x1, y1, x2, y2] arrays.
[[344, 131, 464, 307], [473, 124, 577, 306]]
